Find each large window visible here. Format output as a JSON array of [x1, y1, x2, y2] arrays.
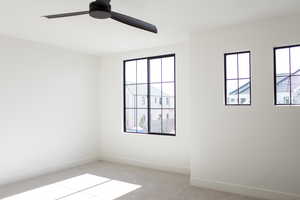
[[274, 45, 300, 105], [224, 51, 251, 105], [124, 54, 176, 136]]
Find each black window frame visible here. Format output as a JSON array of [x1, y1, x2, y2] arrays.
[[224, 51, 252, 106], [123, 54, 176, 136], [274, 44, 300, 106]]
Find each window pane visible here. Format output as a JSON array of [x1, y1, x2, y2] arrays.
[[291, 47, 300, 75], [238, 79, 250, 104], [226, 80, 238, 104], [137, 109, 148, 133], [125, 85, 136, 108], [276, 76, 290, 104], [162, 56, 175, 82], [126, 109, 136, 132], [162, 110, 175, 134], [150, 83, 162, 108], [276, 48, 290, 75], [137, 59, 148, 83], [150, 58, 161, 83], [125, 61, 136, 84], [150, 109, 162, 133], [137, 84, 148, 108], [162, 83, 175, 108], [238, 53, 250, 78], [226, 54, 238, 79], [291, 76, 300, 104]]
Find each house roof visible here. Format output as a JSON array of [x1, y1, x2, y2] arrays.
[[229, 69, 300, 95]]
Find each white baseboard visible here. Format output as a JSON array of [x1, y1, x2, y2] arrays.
[[191, 178, 300, 200], [99, 154, 190, 175]]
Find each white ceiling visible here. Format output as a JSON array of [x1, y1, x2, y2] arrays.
[[1, 0, 300, 55]]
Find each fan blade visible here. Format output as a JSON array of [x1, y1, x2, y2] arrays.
[[111, 11, 158, 33], [44, 11, 89, 19]]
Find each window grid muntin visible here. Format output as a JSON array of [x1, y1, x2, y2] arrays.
[[124, 54, 176, 136], [224, 51, 251, 105]]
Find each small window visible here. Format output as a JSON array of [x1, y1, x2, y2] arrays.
[[159, 97, 162, 105], [141, 96, 146, 105], [124, 54, 176, 136], [224, 51, 251, 105], [274, 45, 300, 105], [166, 97, 170, 106]]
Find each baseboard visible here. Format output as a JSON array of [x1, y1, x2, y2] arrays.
[[99, 154, 190, 175], [191, 178, 300, 200], [0, 155, 100, 187]]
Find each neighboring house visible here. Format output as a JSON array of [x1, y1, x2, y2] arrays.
[[126, 85, 175, 133], [126, 86, 174, 108], [228, 81, 250, 104], [227, 69, 300, 104]]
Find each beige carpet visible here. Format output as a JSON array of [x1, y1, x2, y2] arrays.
[[0, 161, 265, 200]]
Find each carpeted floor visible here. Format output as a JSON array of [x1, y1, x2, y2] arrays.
[[0, 161, 265, 200]]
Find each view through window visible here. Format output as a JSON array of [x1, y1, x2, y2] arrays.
[[124, 54, 176, 136], [224, 51, 251, 105], [274, 45, 300, 105]]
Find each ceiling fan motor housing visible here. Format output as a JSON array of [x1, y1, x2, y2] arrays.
[[89, 0, 111, 19]]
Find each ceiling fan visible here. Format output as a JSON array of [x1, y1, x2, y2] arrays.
[[43, 0, 158, 34]]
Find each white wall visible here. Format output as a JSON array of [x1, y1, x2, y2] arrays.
[[0, 35, 100, 186], [190, 16, 300, 200], [97, 15, 300, 200], [1, 13, 299, 200], [97, 43, 191, 174]]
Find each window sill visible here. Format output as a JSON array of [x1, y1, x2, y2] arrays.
[[123, 132, 176, 137]]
